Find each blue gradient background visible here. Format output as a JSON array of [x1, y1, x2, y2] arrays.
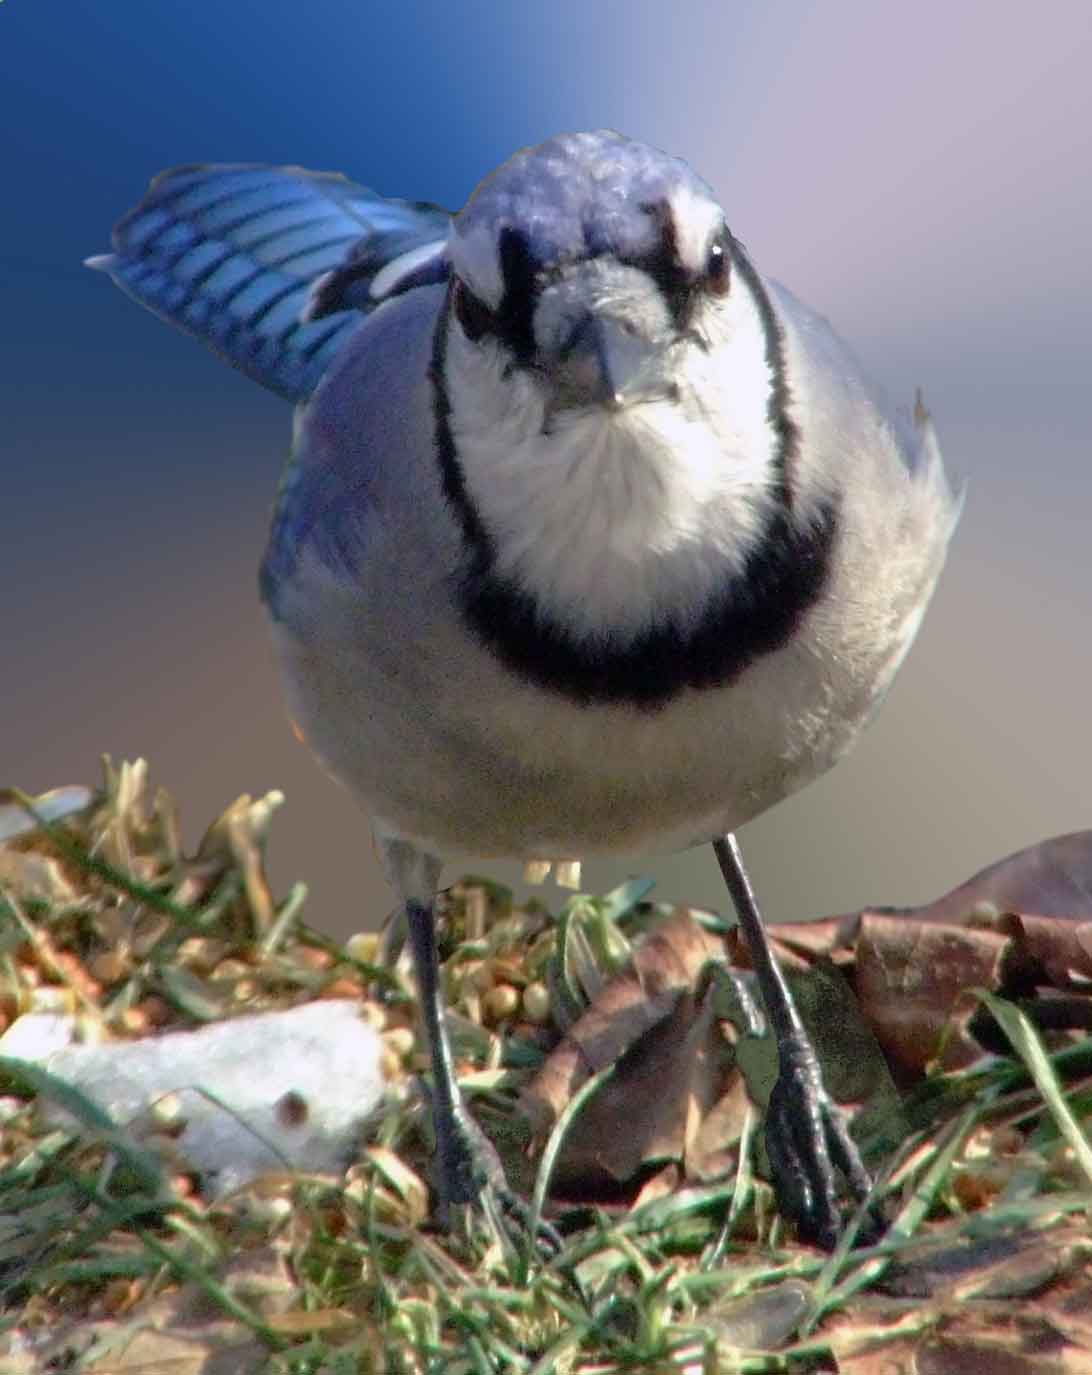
[[3, 1, 1090, 935]]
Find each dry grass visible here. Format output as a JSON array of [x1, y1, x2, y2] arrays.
[[0, 760, 1090, 1373]]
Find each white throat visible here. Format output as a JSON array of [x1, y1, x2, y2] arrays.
[[444, 284, 780, 642]]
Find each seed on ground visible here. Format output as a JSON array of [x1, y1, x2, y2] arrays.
[[483, 984, 520, 1023], [521, 981, 551, 1024]]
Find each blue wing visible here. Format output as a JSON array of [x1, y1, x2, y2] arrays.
[[88, 164, 452, 403]]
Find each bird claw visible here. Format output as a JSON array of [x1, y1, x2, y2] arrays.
[[434, 1101, 562, 1259], [765, 1032, 879, 1251], [486, 1178, 564, 1261]]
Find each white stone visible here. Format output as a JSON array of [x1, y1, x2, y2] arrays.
[[0, 1012, 80, 1060], [0, 1002, 385, 1198]]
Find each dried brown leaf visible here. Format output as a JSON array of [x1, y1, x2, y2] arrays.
[[170, 1243, 299, 1323], [870, 832, 1092, 1011], [881, 1227, 1088, 1302], [914, 1335, 1057, 1375], [630, 1161, 681, 1209], [826, 1301, 941, 1369], [709, 1279, 811, 1352], [1041, 1279, 1092, 1352], [686, 1064, 753, 1181], [829, 1299, 1092, 1375], [763, 915, 862, 969], [854, 914, 1011, 1072], [27, 1308, 268, 1375], [951, 1236, 1089, 1302], [911, 830, 1092, 925], [536, 984, 724, 1192], [998, 911, 1092, 988], [520, 908, 722, 1137], [0, 848, 79, 904]]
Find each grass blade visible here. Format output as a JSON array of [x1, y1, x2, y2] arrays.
[[0, 1057, 164, 1195], [806, 1103, 980, 1327], [524, 1061, 616, 1276], [979, 989, 1092, 1189]]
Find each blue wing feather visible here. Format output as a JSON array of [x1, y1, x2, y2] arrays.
[[89, 164, 452, 403]]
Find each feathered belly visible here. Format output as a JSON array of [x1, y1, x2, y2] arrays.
[[268, 596, 895, 861]]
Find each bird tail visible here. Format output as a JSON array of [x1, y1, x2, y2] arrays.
[[88, 164, 451, 403]]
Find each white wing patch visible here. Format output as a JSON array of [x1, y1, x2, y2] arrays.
[[369, 240, 449, 302]]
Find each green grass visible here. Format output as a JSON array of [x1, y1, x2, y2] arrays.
[[0, 761, 1090, 1372]]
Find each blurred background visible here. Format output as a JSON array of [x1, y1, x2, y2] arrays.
[[3, 0, 1089, 939]]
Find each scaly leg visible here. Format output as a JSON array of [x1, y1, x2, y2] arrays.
[[712, 834, 873, 1249], [380, 835, 559, 1254]]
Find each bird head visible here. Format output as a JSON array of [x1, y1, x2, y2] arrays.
[[434, 131, 791, 649], [446, 130, 735, 422]]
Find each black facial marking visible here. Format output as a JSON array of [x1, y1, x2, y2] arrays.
[[638, 199, 697, 329], [429, 269, 839, 710], [453, 201, 732, 368], [431, 289, 493, 555], [493, 227, 540, 365], [497, 229, 538, 320], [452, 278, 496, 341], [451, 225, 539, 364], [730, 243, 800, 497], [706, 230, 732, 297]]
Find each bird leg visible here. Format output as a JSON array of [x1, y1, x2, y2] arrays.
[[404, 897, 499, 1213], [404, 898, 560, 1255], [712, 834, 874, 1249]]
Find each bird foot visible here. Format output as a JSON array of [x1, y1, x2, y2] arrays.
[[765, 1030, 879, 1250], [433, 1100, 562, 1259]]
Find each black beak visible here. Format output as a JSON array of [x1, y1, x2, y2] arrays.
[[552, 311, 674, 411]]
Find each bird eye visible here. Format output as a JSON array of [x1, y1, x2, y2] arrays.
[[705, 234, 731, 297], [452, 278, 497, 340]]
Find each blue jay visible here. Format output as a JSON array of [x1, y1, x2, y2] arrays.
[[90, 130, 958, 1251]]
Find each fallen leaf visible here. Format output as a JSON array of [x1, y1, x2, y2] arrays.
[[909, 830, 1092, 925], [0, 785, 94, 844], [26, 1308, 268, 1375], [164, 1242, 299, 1325], [531, 984, 724, 1192], [685, 1062, 753, 1181], [880, 1226, 1088, 1301], [630, 1161, 681, 1209], [1040, 1277, 1092, 1352], [914, 1335, 1053, 1375], [708, 1279, 811, 1352], [766, 829, 1092, 994], [0, 848, 79, 904], [854, 915, 1011, 1072], [520, 908, 722, 1137], [757, 914, 862, 971], [997, 910, 1092, 988]]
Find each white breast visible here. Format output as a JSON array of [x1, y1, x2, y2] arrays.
[[444, 282, 781, 642]]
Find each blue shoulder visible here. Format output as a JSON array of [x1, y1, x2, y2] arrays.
[[259, 283, 446, 618]]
